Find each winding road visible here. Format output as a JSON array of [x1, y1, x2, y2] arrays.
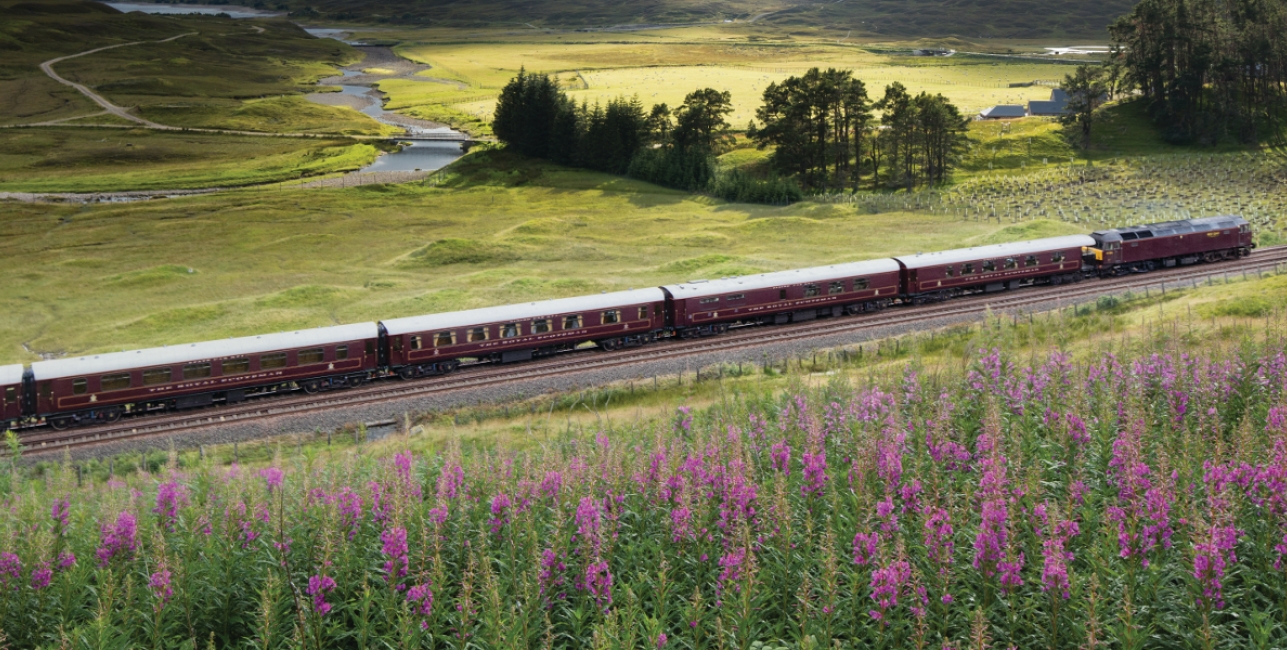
[[39, 32, 196, 129]]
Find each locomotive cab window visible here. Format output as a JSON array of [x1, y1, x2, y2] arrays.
[[602, 310, 621, 325], [336, 345, 348, 360], [143, 367, 173, 385], [563, 315, 582, 330], [1052, 252, 1066, 263], [501, 323, 521, 338], [183, 362, 212, 380], [1025, 255, 1038, 267], [223, 358, 250, 375], [73, 378, 88, 395], [468, 327, 489, 342], [532, 320, 551, 334], [983, 261, 996, 272], [1004, 258, 1017, 270], [855, 278, 870, 290], [829, 281, 844, 295], [409, 336, 423, 350], [299, 348, 324, 365], [435, 332, 457, 346], [261, 353, 287, 370], [803, 284, 820, 297]]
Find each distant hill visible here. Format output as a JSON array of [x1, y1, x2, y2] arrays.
[[174, 0, 1135, 38]]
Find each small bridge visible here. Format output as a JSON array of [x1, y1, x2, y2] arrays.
[[391, 132, 494, 144]]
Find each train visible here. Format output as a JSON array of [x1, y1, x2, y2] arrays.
[[1, 216, 1253, 432]]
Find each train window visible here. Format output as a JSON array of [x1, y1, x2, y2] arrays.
[[727, 294, 745, 301], [336, 345, 349, 360], [532, 320, 552, 334], [4, 387, 14, 404], [563, 315, 583, 330], [1025, 255, 1038, 267], [638, 307, 649, 320], [410, 336, 423, 350], [1004, 258, 1017, 269], [223, 358, 250, 375], [1241, 224, 1250, 233], [1052, 252, 1066, 263], [700, 297, 719, 305], [944, 266, 955, 277], [779, 289, 788, 301], [299, 348, 324, 365], [366, 340, 376, 356], [40, 382, 52, 400], [962, 263, 975, 275], [183, 363, 212, 380], [435, 331, 457, 346], [1137, 231, 1154, 239], [804, 284, 820, 297], [855, 278, 871, 289], [829, 281, 845, 295], [102, 370, 132, 391], [73, 378, 88, 395], [1121, 232, 1138, 241], [603, 310, 621, 325], [143, 367, 173, 385], [501, 323, 521, 338], [468, 327, 490, 342], [261, 353, 287, 370], [982, 261, 996, 272]]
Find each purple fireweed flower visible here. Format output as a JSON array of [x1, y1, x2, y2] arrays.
[[436, 464, 464, 500], [1193, 524, 1239, 609], [153, 480, 188, 530], [801, 451, 828, 497], [656, 632, 668, 648], [770, 440, 791, 475], [538, 549, 567, 598], [57, 550, 76, 570], [973, 498, 1008, 577], [869, 559, 911, 624], [924, 508, 954, 576], [381, 527, 410, 583], [575, 497, 603, 552], [51, 498, 70, 531], [675, 406, 693, 433], [1274, 532, 1287, 571], [258, 467, 284, 491], [670, 506, 694, 543], [852, 531, 880, 567], [0, 553, 21, 586], [717, 547, 746, 595], [584, 559, 613, 609], [489, 493, 512, 534], [96, 511, 138, 566], [307, 574, 337, 616], [407, 583, 433, 629], [149, 565, 173, 605], [30, 562, 52, 590], [336, 487, 363, 538], [540, 471, 563, 500], [998, 552, 1025, 592]]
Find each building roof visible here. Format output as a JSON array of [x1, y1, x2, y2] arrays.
[[894, 235, 1097, 270], [380, 288, 667, 336], [0, 365, 24, 387], [662, 259, 902, 300], [1028, 100, 1068, 116], [980, 105, 1027, 118], [1050, 88, 1070, 102], [31, 323, 380, 381]]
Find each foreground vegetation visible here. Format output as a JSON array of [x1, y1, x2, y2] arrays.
[[7, 275, 1287, 647]]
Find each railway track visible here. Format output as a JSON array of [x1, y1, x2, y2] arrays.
[[17, 246, 1287, 455]]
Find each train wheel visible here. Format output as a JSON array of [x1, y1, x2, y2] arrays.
[[347, 374, 368, 387], [102, 408, 123, 424], [49, 416, 75, 430], [600, 339, 619, 352], [441, 361, 458, 375], [302, 380, 322, 394]]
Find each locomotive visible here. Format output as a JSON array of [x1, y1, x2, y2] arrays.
[[1, 216, 1253, 432]]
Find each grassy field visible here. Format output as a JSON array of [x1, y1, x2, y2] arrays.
[[0, 128, 381, 192], [0, 1, 387, 134], [0, 148, 1084, 364]]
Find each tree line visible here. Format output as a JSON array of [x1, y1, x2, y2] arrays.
[[493, 67, 973, 202], [1106, 0, 1287, 145]]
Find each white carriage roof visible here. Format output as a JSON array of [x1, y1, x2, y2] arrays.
[[31, 322, 379, 381], [381, 288, 668, 336], [663, 258, 902, 300], [894, 235, 1097, 270], [0, 364, 24, 387]]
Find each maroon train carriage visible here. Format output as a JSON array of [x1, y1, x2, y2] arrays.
[[29, 323, 380, 430], [893, 235, 1097, 304], [379, 288, 668, 378], [1, 365, 24, 431], [1088, 216, 1254, 274], [662, 259, 902, 337]]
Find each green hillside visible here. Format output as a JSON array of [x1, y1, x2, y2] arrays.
[[153, 0, 1135, 38]]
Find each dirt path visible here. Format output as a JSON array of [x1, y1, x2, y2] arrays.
[[39, 33, 197, 129]]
